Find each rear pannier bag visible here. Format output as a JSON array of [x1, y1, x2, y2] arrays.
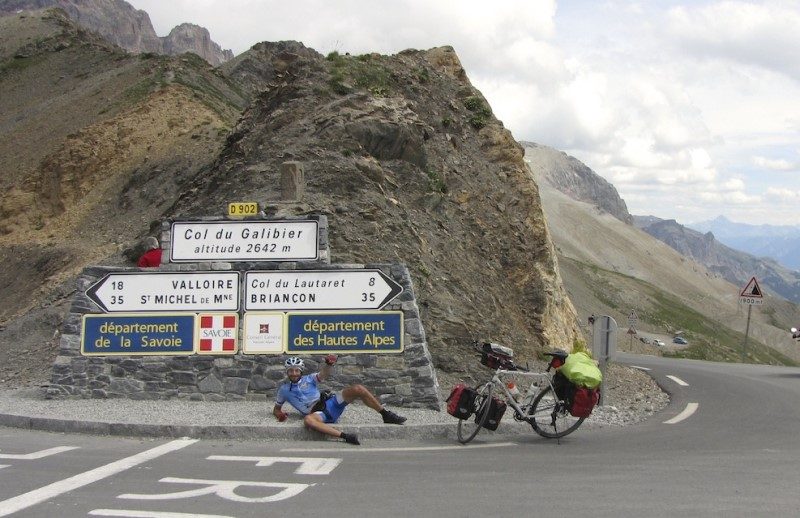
[[477, 396, 507, 431], [446, 384, 478, 419], [570, 387, 600, 417]]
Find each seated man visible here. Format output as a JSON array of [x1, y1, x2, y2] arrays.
[[273, 355, 407, 446]]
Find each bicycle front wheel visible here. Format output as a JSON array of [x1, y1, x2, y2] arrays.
[[529, 385, 585, 439], [457, 382, 492, 444]]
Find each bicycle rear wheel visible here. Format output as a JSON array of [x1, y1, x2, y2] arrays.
[[529, 385, 585, 439], [457, 382, 492, 444]]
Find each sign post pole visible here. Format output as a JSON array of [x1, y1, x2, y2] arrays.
[[592, 315, 618, 406], [738, 276, 763, 364], [742, 304, 752, 363]]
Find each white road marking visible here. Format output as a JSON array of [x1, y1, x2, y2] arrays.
[[207, 456, 341, 475], [0, 465, 8, 470], [0, 439, 197, 517], [663, 402, 699, 424], [667, 375, 689, 386], [119, 478, 310, 503], [630, 366, 651, 371], [0, 446, 80, 460], [90, 511, 233, 518], [282, 442, 518, 453]]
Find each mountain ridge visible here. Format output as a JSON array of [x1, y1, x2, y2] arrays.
[[634, 215, 800, 303], [688, 215, 800, 271], [0, 0, 233, 65]]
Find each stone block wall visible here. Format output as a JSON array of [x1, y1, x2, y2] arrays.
[[47, 216, 441, 410]]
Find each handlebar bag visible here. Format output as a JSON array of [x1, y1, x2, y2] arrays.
[[480, 343, 516, 370], [559, 351, 602, 389], [446, 383, 478, 419]]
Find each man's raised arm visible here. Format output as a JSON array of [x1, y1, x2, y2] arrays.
[[317, 355, 337, 381]]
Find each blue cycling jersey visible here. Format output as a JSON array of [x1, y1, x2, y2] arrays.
[[276, 373, 320, 415]]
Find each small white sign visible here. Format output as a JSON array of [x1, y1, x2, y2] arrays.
[[739, 276, 764, 305], [170, 221, 319, 262], [243, 312, 285, 354], [627, 310, 638, 327], [86, 272, 240, 312]]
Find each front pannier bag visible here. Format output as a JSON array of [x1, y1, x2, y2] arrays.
[[478, 396, 507, 431], [446, 383, 478, 419]]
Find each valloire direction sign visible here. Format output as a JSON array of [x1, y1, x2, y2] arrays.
[[245, 269, 403, 310], [86, 272, 240, 312]]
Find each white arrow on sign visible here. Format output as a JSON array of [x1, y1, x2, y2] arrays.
[[86, 272, 240, 312], [245, 269, 403, 310]]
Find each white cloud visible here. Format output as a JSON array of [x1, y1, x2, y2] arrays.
[[765, 187, 800, 202], [667, 1, 800, 81], [753, 156, 796, 171], [124, 0, 800, 226]]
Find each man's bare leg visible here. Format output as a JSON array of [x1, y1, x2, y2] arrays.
[[341, 384, 383, 410], [341, 384, 407, 424]]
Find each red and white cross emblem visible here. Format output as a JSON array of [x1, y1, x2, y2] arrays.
[[198, 314, 238, 353]]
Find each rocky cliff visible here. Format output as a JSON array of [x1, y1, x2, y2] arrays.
[[162, 23, 233, 66], [0, 10, 580, 386], [174, 46, 581, 372], [0, 0, 233, 65]]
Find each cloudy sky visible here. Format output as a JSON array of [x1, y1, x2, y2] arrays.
[[127, 0, 800, 226]]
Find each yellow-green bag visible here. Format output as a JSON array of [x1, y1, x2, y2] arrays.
[[560, 351, 602, 389]]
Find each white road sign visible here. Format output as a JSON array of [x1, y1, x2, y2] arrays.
[[170, 220, 319, 262], [739, 276, 764, 305], [627, 310, 638, 327], [86, 272, 240, 312], [245, 269, 403, 310]]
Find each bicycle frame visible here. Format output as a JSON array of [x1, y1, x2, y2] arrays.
[[489, 368, 554, 420]]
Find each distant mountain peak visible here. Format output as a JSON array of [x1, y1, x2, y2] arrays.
[[522, 142, 632, 225]]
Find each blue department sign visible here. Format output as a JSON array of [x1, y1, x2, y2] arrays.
[[81, 313, 196, 356], [286, 311, 404, 354], [170, 220, 319, 262]]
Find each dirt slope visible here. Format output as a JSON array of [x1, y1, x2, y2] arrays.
[[0, 9, 246, 386]]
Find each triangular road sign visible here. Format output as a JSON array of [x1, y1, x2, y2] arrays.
[[740, 277, 763, 298]]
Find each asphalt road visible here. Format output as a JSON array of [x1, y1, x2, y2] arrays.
[[1, 353, 799, 517]]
